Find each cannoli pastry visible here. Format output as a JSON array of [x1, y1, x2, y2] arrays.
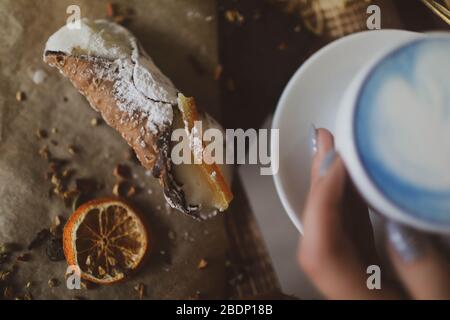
[[43, 19, 233, 219]]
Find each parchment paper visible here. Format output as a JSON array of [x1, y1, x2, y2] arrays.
[[0, 0, 228, 299]]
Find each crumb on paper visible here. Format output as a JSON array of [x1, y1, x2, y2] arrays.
[[127, 185, 137, 197], [114, 15, 126, 24], [197, 258, 208, 269], [47, 278, 59, 288], [0, 271, 12, 282], [3, 286, 14, 299], [16, 91, 26, 102], [32, 69, 47, 84], [224, 10, 244, 25], [113, 163, 131, 180], [134, 283, 146, 300], [186, 9, 202, 20], [67, 145, 78, 155], [38, 145, 50, 159], [112, 180, 136, 197], [36, 129, 48, 139], [16, 253, 30, 262], [90, 118, 100, 126], [168, 231, 176, 240], [106, 2, 115, 17], [112, 181, 123, 197]]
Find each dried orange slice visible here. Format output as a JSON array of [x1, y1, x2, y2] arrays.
[[177, 94, 233, 211], [63, 198, 148, 284]]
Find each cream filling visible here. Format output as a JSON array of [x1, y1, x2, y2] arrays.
[[45, 19, 134, 60], [171, 113, 232, 210]]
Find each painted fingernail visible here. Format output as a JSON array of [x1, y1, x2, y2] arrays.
[[308, 124, 318, 155], [319, 149, 336, 177], [386, 221, 427, 263]]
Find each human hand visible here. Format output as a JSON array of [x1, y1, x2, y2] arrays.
[[298, 127, 450, 300]]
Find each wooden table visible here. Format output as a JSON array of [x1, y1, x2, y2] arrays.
[[219, 0, 448, 299]]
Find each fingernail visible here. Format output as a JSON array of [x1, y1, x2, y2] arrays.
[[319, 149, 336, 176], [308, 124, 318, 155], [386, 221, 427, 263]]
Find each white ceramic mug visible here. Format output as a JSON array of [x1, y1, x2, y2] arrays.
[[336, 33, 450, 234]]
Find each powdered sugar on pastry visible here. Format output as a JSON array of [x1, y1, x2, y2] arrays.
[[112, 58, 173, 134], [44, 19, 234, 217], [44, 19, 177, 134]]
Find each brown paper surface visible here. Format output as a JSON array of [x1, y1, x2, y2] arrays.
[[0, 0, 228, 299]]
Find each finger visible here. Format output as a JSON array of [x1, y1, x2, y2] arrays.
[[386, 221, 450, 300], [304, 153, 347, 237], [343, 184, 379, 266], [310, 127, 335, 186]]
